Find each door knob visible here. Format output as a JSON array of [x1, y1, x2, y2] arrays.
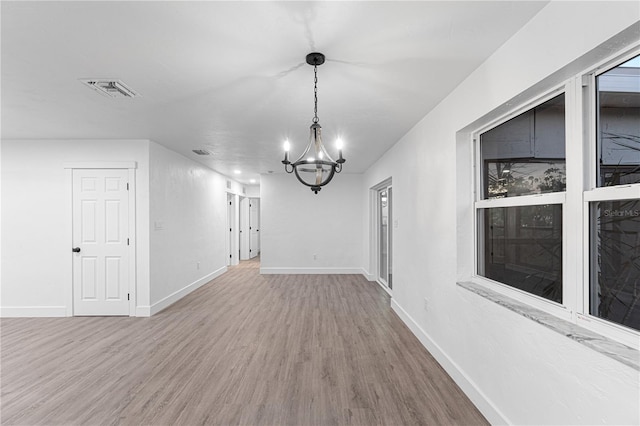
[[72, 247, 81, 253]]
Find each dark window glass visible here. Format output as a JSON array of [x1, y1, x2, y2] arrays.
[[590, 199, 640, 331], [596, 55, 640, 187], [480, 204, 563, 303], [481, 94, 566, 199]]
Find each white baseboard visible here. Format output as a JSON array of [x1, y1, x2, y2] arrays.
[[1, 306, 67, 317], [135, 306, 151, 317], [361, 269, 376, 281], [149, 266, 227, 316], [260, 267, 365, 275], [375, 280, 393, 296], [390, 299, 509, 425]]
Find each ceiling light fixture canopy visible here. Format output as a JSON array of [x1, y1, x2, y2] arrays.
[[282, 52, 345, 194]]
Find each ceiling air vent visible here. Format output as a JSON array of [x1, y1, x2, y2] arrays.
[[80, 79, 139, 98], [192, 149, 212, 156]]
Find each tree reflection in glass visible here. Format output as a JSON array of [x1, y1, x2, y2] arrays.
[[591, 199, 640, 331]]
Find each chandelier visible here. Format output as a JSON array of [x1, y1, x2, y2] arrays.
[[282, 52, 345, 194]]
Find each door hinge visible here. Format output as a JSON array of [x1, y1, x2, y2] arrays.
[[229, 201, 232, 205], [127, 293, 130, 301], [230, 228, 232, 232], [127, 238, 130, 245], [250, 226, 252, 230], [127, 183, 129, 190], [229, 254, 232, 259]]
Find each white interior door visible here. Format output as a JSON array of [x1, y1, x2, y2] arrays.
[[239, 196, 250, 260], [249, 198, 260, 258], [227, 193, 234, 266], [72, 169, 130, 316]]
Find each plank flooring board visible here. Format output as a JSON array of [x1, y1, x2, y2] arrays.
[[1, 257, 488, 425]]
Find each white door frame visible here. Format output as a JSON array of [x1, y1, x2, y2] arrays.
[[233, 193, 240, 265], [370, 177, 393, 295], [226, 192, 240, 266], [63, 162, 137, 316], [226, 193, 232, 266], [249, 198, 260, 258], [239, 196, 250, 260]]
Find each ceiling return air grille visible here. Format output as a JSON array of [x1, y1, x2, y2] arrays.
[[192, 149, 212, 156], [80, 79, 139, 98]]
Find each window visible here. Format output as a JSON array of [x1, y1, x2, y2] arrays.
[[481, 94, 566, 199], [588, 54, 640, 332], [471, 49, 640, 344], [596, 56, 640, 187], [480, 205, 562, 303], [477, 94, 566, 304], [590, 199, 640, 330]]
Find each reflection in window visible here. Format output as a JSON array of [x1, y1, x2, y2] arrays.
[[591, 199, 640, 331], [597, 54, 640, 187], [485, 160, 566, 198], [480, 204, 562, 303], [481, 94, 566, 199]]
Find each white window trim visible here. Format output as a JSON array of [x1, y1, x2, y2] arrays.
[[584, 185, 640, 202], [472, 85, 572, 321], [468, 44, 640, 348], [475, 192, 566, 209], [578, 46, 640, 348]]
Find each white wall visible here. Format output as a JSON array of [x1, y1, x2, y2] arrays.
[[260, 173, 363, 274], [1, 139, 151, 316], [1, 139, 248, 317], [147, 141, 229, 314], [245, 184, 260, 198], [362, 3, 639, 425]]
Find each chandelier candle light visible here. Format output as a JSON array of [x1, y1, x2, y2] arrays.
[[282, 52, 345, 194]]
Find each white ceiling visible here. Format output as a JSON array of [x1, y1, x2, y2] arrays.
[[1, 1, 548, 184]]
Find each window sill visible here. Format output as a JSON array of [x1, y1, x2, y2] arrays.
[[457, 280, 639, 371]]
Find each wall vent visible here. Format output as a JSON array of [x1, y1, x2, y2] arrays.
[[192, 149, 211, 156], [80, 79, 139, 98], [226, 180, 232, 189]]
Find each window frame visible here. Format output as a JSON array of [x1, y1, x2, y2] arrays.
[[473, 85, 571, 320], [469, 46, 640, 348], [579, 48, 640, 346]]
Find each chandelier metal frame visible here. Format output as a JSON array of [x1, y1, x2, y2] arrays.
[[282, 52, 345, 194]]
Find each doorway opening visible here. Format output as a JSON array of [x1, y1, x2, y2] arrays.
[[236, 195, 261, 263], [379, 186, 392, 290], [249, 198, 260, 259], [371, 178, 393, 294], [239, 196, 249, 260]]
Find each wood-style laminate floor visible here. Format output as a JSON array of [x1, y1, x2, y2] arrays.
[[1, 258, 488, 425]]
